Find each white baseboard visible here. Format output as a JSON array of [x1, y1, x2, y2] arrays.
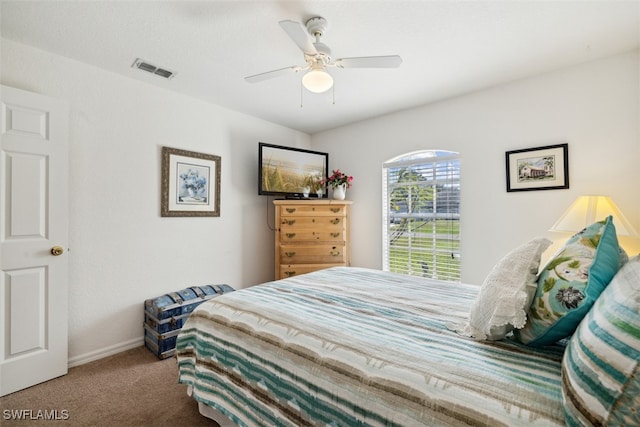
[[68, 337, 144, 368]]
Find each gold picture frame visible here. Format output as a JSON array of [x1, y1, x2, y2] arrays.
[[161, 146, 221, 217]]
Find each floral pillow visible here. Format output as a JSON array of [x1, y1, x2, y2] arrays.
[[514, 216, 622, 346]]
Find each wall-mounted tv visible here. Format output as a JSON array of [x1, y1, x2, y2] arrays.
[[258, 142, 328, 198]]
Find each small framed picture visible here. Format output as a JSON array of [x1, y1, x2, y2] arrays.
[[505, 143, 569, 192], [161, 146, 221, 217]]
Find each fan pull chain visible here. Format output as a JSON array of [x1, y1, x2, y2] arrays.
[[298, 80, 336, 107]]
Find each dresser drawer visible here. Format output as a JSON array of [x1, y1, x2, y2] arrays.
[[280, 205, 346, 216], [279, 245, 346, 264], [278, 264, 344, 279], [279, 229, 345, 243], [279, 216, 345, 230]]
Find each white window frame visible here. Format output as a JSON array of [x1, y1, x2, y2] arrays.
[[382, 150, 461, 281]]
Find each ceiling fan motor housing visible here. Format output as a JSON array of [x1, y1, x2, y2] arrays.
[[305, 17, 332, 62], [305, 16, 328, 37]]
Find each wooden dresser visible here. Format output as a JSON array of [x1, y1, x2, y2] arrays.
[[274, 199, 352, 280]]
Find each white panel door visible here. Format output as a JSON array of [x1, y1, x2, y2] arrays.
[[0, 85, 69, 396]]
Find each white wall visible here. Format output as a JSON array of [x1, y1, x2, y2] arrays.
[[312, 50, 640, 284], [1, 39, 310, 364]]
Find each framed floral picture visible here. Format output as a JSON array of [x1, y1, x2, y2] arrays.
[[505, 143, 569, 192], [161, 146, 221, 217]]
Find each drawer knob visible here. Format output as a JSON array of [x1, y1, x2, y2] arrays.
[[285, 252, 296, 257], [284, 271, 296, 277], [330, 218, 341, 225], [330, 232, 340, 238], [330, 250, 341, 256], [286, 208, 296, 213], [330, 208, 340, 213], [285, 233, 296, 238], [282, 219, 296, 226]]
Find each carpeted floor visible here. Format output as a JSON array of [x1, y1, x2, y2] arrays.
[[0, 346, 219, 426]]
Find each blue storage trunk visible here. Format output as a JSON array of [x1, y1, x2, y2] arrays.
[[144, 284, 234, 359]]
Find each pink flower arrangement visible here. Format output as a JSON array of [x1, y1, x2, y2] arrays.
[[322, 169, 354, 189]]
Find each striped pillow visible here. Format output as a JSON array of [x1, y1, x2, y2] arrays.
[[561, 255, 640, 426]]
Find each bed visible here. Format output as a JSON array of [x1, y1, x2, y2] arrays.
[[176, 266, 568, 426], [177, 218, 640, 427]]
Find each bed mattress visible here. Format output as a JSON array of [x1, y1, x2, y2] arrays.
[[177, 267, 566, 426]]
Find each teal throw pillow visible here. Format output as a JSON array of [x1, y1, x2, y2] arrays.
[[514, 216, 621, 346]]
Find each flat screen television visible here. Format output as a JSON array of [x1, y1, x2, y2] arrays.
[[258, 142, 328, 198]]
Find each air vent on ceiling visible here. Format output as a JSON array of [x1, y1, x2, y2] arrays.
[[132, 58, 176, 79]]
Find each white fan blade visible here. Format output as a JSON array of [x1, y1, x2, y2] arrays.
[[334, 55, 402, 68], [244, 66, 301, 83], [279, 20, 318, 55]]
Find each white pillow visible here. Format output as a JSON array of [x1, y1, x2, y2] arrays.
[[454, 237, 552, 340]]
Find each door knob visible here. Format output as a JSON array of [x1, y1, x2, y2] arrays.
[[51, 246, 64, 256]]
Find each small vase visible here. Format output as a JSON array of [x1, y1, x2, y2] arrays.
[[332, 184, 347, 200]]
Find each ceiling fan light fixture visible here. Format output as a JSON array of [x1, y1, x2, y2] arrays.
[[302, 68, 333, 93]]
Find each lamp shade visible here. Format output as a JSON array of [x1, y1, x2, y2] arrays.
[[550, 195, 639, 237], [302, 68, 333, 93]]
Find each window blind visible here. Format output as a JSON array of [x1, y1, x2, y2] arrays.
[[382, 151, 460, 281]]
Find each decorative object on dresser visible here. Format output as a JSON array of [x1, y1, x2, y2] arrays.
[[321, 169, 353, 200], [144, 284, 234, 359], [274, 200, 352, 280], [332, 184, 347, 200]]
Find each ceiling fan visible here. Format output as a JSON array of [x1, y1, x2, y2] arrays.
[[244, 17, 402, 93]]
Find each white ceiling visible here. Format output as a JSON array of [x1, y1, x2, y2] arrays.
[[2, 1, 639, 134]]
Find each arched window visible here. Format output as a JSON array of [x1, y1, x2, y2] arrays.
[[382, 150, 460, 281]]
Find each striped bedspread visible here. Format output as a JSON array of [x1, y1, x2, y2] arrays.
[[177, 267, 566, 426]]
